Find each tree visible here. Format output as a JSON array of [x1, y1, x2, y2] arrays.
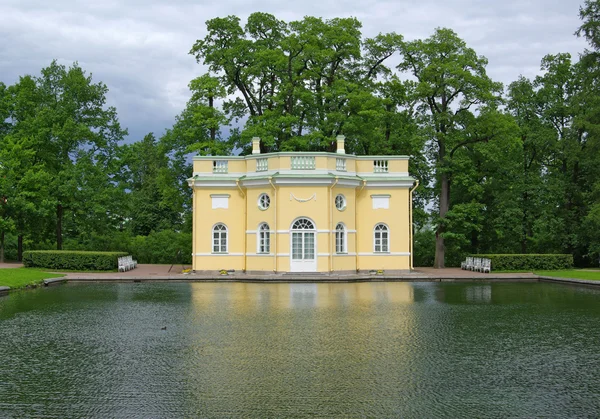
[[397, 28, 505, 268], [117, 133, 184, 236], [17, 61, 127, 249], [189, 13, 406, 154]]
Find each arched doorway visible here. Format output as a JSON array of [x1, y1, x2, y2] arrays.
[[290, 217, 317, 272]]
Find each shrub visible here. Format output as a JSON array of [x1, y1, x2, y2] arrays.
[[61, 230, 192, 264], [22, 250, 128, 271], [413, 230, 435, 267], [471, 254, 574, 271]]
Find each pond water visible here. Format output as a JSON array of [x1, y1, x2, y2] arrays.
[[0, 281, 599, 418]]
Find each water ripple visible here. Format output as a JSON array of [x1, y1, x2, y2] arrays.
[[0, 281, 599, 418]]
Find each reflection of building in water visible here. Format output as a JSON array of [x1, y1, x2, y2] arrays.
[[190, 282, 414, 311], [465, 285, 492, 304], [185, 281, 421, 414]]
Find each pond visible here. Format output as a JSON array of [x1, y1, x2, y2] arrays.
[[0, 281, 599, 418]]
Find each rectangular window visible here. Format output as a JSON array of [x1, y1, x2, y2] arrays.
[[256, 158, 268, 172], [335, 231, 345, 253], [258, 227, 270, 253], [373, 160, 388, 173], [374, 226, 389, 253], [291, 156, 316, 170], [303, 233, 315, 259], [213, 160, 228, 173], [292, 232, 302, 259]]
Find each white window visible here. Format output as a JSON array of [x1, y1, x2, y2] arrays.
[[258, 223, 270, 254], [335, 194, 346, 211], [374, 224, 389, 253], [258, 193, 270, 210], [212, 223, 228, 253], [211, 194, 229, 209], [372, 195, 390, 210], [335, 223, 346, 253]]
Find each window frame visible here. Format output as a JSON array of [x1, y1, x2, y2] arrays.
[[212, 223, 228, 253], [335, 194, 346, 211], [373, 223, 389, 253], [335, 223, 347, 254], [258, 193, 271, 210], [257, 223, 271, 254]]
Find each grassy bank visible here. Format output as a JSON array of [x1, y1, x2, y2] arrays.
[[0, 268, 65, 289], [534, 270, 600, 281]]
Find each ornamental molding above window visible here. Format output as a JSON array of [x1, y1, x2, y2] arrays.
[[371, 194, 390, 210], [211, 194, 230, 209], [290, 193, 316, 203]]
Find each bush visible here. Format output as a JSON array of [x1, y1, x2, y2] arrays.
[[413, 230, 435, 267], [471, 254, 574, 271], [22, 250, 128, 271], [62, 230, 192, 264]]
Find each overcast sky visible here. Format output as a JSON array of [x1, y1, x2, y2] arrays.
[[0, 0, 588, 143]]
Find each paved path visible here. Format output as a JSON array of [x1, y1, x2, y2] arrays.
[[61, 265, 539, 282], [0, 263, 23, 269]]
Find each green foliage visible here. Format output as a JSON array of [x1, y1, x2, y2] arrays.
[[22, 250, 128, 271], [472, 254, 574, 271], [413, 230, 435, 267], [62, 230, 192, 265]]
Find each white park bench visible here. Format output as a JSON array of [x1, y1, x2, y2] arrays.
[[461, 256, 492, 273], [461, 257, 474, 270], [118, 255, 138, 272]]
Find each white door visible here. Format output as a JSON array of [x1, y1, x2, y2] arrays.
[[290, 218, 317, 272]]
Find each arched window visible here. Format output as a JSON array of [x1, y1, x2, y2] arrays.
[[258, 223, 270, 254], [212, 223, 228, 253], [291, 218, 315, 230], [335, 223, 346, 253], [374, 223, 389, 253]]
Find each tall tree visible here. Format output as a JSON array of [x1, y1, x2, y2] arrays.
[[118, 133, 184, 236], [189, 13, 405, 153], [19, 61, 127, 249], [398, 28, 504, 268]]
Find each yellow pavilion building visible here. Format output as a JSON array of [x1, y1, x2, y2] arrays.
[[188, 136, 418, 274]]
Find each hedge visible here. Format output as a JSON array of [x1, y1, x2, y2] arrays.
[[22, 250, 128, 271], [471, 254, 574, 271]]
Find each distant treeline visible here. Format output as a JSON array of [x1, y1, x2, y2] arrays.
[[2, 2, 600, 267]]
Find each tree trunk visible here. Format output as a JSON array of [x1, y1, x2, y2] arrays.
[[17, 235, 23, 262], [56, 204, 63, 250], [434, 172, 450, 269], [521, 191, 528, 254], [0, 231, 4, 263], [209, 95, 216, 141]]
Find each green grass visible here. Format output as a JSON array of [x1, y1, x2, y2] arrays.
[[534, 270, 600, 280], [0, 268, 65, 289]]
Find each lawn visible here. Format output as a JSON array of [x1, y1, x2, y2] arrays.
[[534, 269, 600, 281], [0, 268, 65, 289]]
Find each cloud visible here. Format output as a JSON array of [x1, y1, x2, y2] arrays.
[[0, 0, 588, 143]]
